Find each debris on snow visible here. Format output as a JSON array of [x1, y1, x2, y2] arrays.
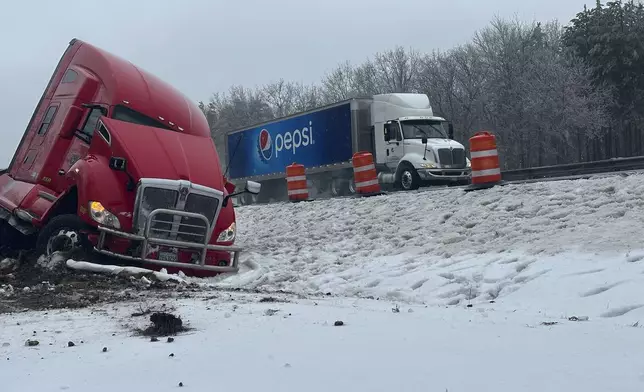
[[139, 312, 186, 337], [66, 260, 185, 283], [25, 339, 39, 347], [264, 308, 279, 316]]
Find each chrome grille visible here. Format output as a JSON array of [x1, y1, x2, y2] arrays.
[[179, 193, 219, 242], [437, 148, 467, 168], [134, 180, 222, 244]]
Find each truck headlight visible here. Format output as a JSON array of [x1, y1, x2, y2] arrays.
[[419, 162, 436, 168], [466, 158, 471, 167], [89, 201, 121, 229], [217, 222, 236, 243]]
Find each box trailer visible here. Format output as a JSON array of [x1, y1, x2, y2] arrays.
[[225, 93, 471, 204]]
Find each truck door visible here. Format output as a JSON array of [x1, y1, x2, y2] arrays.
[[384, 121, 404, 171], [12, 102, 62, 183], [41, 67, 103, 193]]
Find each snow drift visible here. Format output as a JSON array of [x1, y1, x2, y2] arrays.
[[210, 174, 644, 320]]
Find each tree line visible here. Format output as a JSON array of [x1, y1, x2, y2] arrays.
[[199, 0, 644, 170]]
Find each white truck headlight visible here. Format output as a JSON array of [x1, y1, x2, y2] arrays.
[[466, 158, 471, 167], [217, 222, 236, 242], [89, 201, 121, 229], [419, 162, 436, 169]]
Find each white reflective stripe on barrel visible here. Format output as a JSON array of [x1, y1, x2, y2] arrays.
[[353, 163, 376, 173], [287, 189, 308, 196], [470, 149, 498, 159], [286, 175, 307, 182], [472, 168, 501, 177], [355, 179, 379, 188]]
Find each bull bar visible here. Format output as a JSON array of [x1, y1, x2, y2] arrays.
[[93, 208, 241, 273]]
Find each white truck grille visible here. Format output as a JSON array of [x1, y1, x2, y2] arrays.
[[438, 148, 467, 169]]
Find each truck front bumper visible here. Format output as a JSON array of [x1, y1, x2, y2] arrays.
[[417, 168, 471, 182], [93, 208, 241, 274]]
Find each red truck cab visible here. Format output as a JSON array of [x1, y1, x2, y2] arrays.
[[0, 38, 259, 276]]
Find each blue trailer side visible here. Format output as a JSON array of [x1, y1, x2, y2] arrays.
[[226, 102, 353, 180]]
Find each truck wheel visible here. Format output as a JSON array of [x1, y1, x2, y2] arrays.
[[330, 179, 342, 197], [331, 178, 356, 197], [397, 164, 420, 191], [36, 214, 91, 258], [347, 179, 356, 195]]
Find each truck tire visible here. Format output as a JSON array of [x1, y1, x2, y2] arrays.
[[36, 214, 91, 258], [397, 163, 420, 191], [331, 177, 355, 197]]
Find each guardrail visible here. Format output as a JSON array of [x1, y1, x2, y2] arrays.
[[233, 156, 644, 206], [501, 156, 644, 182]]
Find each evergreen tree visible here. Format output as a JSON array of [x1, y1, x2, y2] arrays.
[[563, 1, 644, 156]]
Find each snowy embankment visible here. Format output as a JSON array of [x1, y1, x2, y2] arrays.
[[3, 174, 644, 392], [213, 174, 644, 321]]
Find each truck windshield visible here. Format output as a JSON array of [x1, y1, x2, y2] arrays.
[[400, 120, 448, 139], [112, 104, 173, 131]]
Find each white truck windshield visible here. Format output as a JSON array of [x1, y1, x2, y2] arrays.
[[401, 120, 448, 139]]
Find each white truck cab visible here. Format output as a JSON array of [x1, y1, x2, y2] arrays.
[[371, 94, 471, 190]]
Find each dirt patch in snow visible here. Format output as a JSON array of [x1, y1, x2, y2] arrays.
[[0, 251, 198, 314], [137, 312, 189, 337]]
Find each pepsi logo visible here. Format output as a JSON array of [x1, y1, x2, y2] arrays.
[[258, 129, 273, 161]]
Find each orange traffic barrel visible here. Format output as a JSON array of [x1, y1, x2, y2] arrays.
[[466, 131, 502, 191], [352, 152, 382, 195], [286, 163, 309, 202]]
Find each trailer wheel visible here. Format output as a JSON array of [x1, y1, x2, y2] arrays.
[[36, 214, 91, 259], [240, 192, 258, 205], [331, 177, 356, 197], [397, 163, 420, 191]]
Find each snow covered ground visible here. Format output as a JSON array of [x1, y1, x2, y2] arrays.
[[2, 293, 644, 392], [215, 173, 644, 320], [3, 174, 644, 391]]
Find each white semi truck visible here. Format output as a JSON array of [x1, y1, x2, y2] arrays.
[[224, 93, 471, 204]]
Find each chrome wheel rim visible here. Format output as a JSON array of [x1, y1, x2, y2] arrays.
[[46, 229, 79, 256], [401, 171, 413, 189]]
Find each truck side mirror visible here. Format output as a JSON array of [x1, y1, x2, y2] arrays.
[[245, 180, 261, 195], [448, 123, 454, 139], [422, 137, 428, 145], [59, 106, 84, 138], [222, 180, 261, 207]]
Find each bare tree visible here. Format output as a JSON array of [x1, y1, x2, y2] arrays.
[[263, 79, 297, 117], [290, 82, 324, 112], [321, 60, 359, 102], [371, 46, 422, 93]]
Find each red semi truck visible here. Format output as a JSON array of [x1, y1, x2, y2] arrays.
[[0, 38, 260, 277]]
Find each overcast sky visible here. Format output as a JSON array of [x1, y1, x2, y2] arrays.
[[0, 0, 590, 167]]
